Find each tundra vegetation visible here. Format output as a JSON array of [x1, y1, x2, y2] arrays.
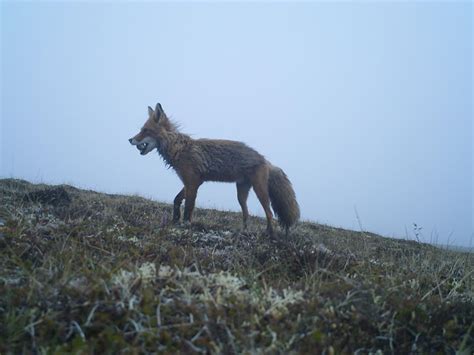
[[0, 179, 472, 353]]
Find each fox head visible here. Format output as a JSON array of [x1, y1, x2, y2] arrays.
[[129, 103, 167, 155]]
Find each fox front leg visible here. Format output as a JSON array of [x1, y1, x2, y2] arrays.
[[183, 184, 199, 223], [173, 187, 185, 223]]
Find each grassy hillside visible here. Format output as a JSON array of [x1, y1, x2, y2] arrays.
[[0, 178, 472, 354]]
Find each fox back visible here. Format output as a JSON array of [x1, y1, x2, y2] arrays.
[[192, 139, 266, 182]]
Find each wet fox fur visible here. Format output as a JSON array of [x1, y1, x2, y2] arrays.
[[129, 103, 300, 236]]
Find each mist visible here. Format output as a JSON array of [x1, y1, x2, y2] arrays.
[[1, 2, 472, 246]]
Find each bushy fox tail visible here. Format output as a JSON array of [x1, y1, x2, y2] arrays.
[[268, 165, 300, 232]]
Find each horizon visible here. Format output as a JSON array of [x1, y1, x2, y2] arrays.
[[1, 1, 472, 246]]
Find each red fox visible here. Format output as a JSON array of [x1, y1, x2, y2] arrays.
[[129, 103, 299, 236]]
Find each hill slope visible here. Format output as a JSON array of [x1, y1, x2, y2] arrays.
[[0, 179, 472, 353]]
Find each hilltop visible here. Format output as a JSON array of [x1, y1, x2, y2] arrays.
[[0, 178, 472, 353]]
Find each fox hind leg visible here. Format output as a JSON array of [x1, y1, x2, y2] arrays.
[[251, 167, 274, 237], [236, 182, 251, 231]]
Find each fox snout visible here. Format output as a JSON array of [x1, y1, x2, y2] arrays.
[[129, 135, 158, 156]]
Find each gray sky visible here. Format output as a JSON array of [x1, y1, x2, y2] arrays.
[[1, 1, 472, 246]]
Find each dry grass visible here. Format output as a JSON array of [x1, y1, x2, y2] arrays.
[[0, 178, 472, 354]]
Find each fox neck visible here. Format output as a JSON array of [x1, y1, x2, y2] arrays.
[[156, 129, 191, 168]]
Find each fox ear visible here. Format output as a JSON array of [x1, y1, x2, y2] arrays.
[[155, 103, 163, 114], [148, 106, 154, 117], [154, 103, 163, 122]]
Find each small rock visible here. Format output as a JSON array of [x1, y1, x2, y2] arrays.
[[315, 243, 332, 254]]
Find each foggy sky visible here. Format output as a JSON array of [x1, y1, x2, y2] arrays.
[[1, 2, 472, 246]]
